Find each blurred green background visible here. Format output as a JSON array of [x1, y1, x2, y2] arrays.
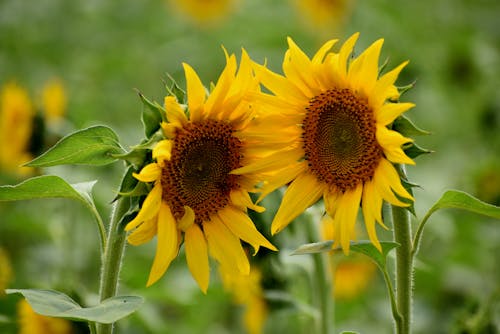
[[1, 0, 499, 333]]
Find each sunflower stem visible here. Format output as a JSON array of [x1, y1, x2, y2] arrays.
[[96, 197, 130, 334], [306, 219, 333, 334], [391, 165, 413, 334]]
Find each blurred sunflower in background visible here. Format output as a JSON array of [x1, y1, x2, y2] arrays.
[[0, 83, 35, 177], [125, 49, 277, 293], [168, 0, 240, 25], [17, 300, 73, 334], [0, 248, 13, 297], [220, 264, 268, 334], [235, 33, 415, 253], [292, 0, 353, 34]]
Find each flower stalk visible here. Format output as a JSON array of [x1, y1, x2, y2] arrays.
[[391, 165, 413, 334], [96, 197, 131, 334]]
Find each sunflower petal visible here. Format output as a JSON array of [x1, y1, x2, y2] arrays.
[[348, 39, 384, 92], [376, 102, 415, 126], [164, 95, 187, 127], [371, 61, 409, 106], [218, 205, 277, 254], [183, 62, 206, 121], [153, 140, 173, 161], [204, 217, 250, 275], [146, 203, 178, 286], [127, 217, 157, 246], [133, 163, 161, 183], [335, 184, 362, 254], [257, 162, 307, 202], [271, 172, 324, 235], [125, 183, 162, 231], [337, 32, 359, 80], [185, 223, 210, 293], [231, 148, 303, 175], [230, 189, 266, 213]]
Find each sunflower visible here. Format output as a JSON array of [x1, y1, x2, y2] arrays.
[[234, 33, 415, 253], [0, 82, 34, 175], [293, 0, 353, 32], [42, 78, 67, 123], [125, 50, 277, 293]]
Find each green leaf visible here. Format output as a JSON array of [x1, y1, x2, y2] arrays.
[[0, 176, 107, 251], [290, 240, 399, 270], [403, 142, 433, 159], [6, 289, 143, 324], [25, 126, 124, 167], [346, 241, 399, 270], [138, 91, 164, 138], [112, 148, 149, 168], [413, 190, 500, 257], [393, 114, 430, 137], [290, 240, 333, 255], [165, 74, 186, 103]]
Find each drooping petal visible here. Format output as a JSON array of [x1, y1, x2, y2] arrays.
[[218, 205, 277, 254], [127, 217, 158, 246], [334, 183, 363, 253], [152, 140, 173, 162], [376, 125, 415, 165], [361, 180, 384, 251], [125, 183, 162, 231], [230, 189, 265, 213], [146, 203, 179, 286], [204, 216, 250, 275], [185, 223, 210, 293], [178, 206, 195, 231], [271, 172, 324, 235], [133, 163, 161, 183], [183, 62, 206, 121], [377, 159, 414, 201]]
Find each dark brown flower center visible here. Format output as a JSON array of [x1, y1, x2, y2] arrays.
[[161, 120, 242, 223], [302, 88, 382, 192]]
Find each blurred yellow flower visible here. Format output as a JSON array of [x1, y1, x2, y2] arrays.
[[168, 0, 238, 25], [0, 248, 13, 296], [17, 299, 73, 334], [236, 33, 415, 253], [331, 256, 377, 300], [293, 0, 353, 32], [220, 265, 267, 334], [42, 78, 67, 123], [0, 82, 35, 175], [125, 49, 277, 293]]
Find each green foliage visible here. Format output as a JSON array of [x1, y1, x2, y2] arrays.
[[25, 126, 125, 167], [138, 91, 165, 138], [393, 115, 430, 137], [6, 289, 143, 324]]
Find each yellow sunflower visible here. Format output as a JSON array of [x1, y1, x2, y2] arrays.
[[293, 0, 353, 32], [0, 248, 13, 296], [235, 33, 415, 253], [42, 78, 67, 123], [125, 49, 277, 293], [0, 82, 34, 175]]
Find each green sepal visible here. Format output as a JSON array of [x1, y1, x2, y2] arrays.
[[397, 80, 416, 97], [403, 142, 433, 159], [25, 126, 124, 167], [165, 74, 186, 104], [393, 115, 430, 137], [131, 132, 164, 151], [137, 91, 165, 138], [111, 149, 149, 168], [6, 289, 143, 324]]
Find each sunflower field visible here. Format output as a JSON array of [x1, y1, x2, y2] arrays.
[[0, 1, 499, 334]]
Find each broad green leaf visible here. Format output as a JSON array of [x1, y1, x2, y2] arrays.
[[26, 126, 124, 167], [0, 176, 106, 251], [413, 190, 500, 256], [138, 91, 164, 138], [393, 114, 430, 137], [341, 332, 360, 334], [6, 289, 143, 324]]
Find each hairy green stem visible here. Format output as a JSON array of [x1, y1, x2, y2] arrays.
[[391, 166, 413, 334], [96, 197, 130, 334], [306, 220, 333, 334]]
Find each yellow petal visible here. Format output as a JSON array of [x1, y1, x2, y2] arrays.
[[312, 39, 338, 65], [164, 96, 187, 127], [153, 140, 173, 162], [183, 62, 206, 121], [376, 125, 415, 165], [231, 147, 303, 175], [378, 159, 414, 201], [185, 223, 210, 293], [372, 160, 412, 206], [127, 217, 157, 246], [271, 172, 324, 235], [218, 205, 277, 254], [376, 102, 415, 126], [205, 53, 237, 116], [253, 62, 309, 103], [125, 183, 162, 231], [257, 162, 307, 202], [371, 61, 409, 106], [230, 189, 265, 213], [361, 181, 383, 251], [178, 206, 195, 232], [335, 184, 362, 254], [147, 203, 179, 286], [348, 39, 384, 93], [133, 163, 161, 183], [204, 216, 250, 275]]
